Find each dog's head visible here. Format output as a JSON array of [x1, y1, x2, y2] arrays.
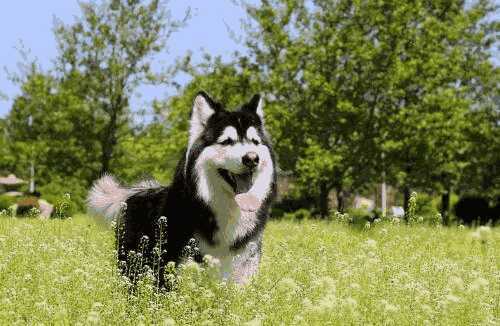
[[185, 91, 273, 197]]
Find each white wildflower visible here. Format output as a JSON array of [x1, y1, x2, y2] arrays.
[[350, 282, 361, 290], [470, 277, 489, 291], [203, 254, 220, 268], [244, 317, 262, 326], [163, 318, 176, 326], [445, 294, 460, 303], [317, 293, 337, 312], [344, 297, 357, 308], [364, 238, 377, 249], [87, 311, 100, 324], [449, 276, 464, 290], [277, 277, 299, 293]]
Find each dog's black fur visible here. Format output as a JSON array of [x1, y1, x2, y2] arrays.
[[110, 92, 277, 287]]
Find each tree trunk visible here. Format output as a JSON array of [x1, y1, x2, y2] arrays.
[[403, 186, 411, 221], [318, 182, 330, 218], [441, 188, 450, 226], [336, 187, 345, 214]]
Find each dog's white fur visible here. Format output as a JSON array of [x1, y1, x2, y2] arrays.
[[217, 126, 238, 143], [88, 175, 161, 220], [87, 175, 130, 219], [88, 94, 273, 284], [190, 99, 274, 282]]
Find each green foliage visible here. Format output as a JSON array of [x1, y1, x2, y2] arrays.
[[53, 0, 189, 174], [459, 103, 500, 198], [0, 195, 16, 211], [37, 175, 88, 212], [407, 192, 418, 223], [52, 193, 74, 219], [281, 208, 312, 221], [0, 217, 498, 324], [330, 211, 351, 224], [113, 124, 176, 184], [5, 69, 101, 200], [415, 193, 439, 219], [239, 0, 499, 217], [295, 141, 348, 197], [1, 0, 498, 219], [345, 207, 380, 229], [2, 1, 190, 208]]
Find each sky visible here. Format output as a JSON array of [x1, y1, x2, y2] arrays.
[[0, 1, 250, 118]]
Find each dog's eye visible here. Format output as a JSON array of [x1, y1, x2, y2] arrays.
[[252, 139, 260, 145], [220, 138, 235, 146]]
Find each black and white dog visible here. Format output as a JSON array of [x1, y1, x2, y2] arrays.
[[88, 92, 276, 285]]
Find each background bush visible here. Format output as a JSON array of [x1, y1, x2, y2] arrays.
[[0, 195, 16, 211], [281, 208, 312, 221]]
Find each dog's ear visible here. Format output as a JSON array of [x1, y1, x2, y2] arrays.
[[242, 94, 264, 121], [189, 91, 218, 144]]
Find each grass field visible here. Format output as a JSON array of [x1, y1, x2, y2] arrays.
[[0, 215, 498, 325]]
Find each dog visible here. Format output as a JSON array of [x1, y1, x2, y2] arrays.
[[88, 91, 277, 286]]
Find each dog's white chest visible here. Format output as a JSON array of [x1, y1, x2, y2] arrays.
[[195, 197, 258, 272]]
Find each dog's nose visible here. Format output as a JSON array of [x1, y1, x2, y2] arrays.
[[242, 152, 259, 169]]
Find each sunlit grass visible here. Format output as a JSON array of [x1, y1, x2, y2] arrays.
[[0, 215, 498, 325]]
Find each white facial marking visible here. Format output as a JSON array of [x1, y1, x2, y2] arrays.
[[246, 127, 261, 144], [217, 126, 238, 143]]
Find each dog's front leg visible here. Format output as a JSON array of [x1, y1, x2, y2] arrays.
[[231, 235, 262, 285]]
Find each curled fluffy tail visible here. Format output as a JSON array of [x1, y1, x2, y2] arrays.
[[87, 175, 131, 220], [88, 175, 162, 220]]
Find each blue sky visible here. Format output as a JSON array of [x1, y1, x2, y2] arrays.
[[0, 1, 250, 117]]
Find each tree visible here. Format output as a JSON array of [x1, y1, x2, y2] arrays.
[[53, 0, 189, 175], [373, 0, 499, 222], [459, 82, 500, 201], [0, 118, 14, 175], [5, 65, 101, 207], [240, 0, 396, 216], [239, 0, 499, 218]]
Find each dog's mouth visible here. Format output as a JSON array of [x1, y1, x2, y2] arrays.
[[218, 169, 253, 194]]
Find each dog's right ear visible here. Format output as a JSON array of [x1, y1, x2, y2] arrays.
[[188, 91, 217, 146]]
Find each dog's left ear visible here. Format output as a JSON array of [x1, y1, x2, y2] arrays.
[[243, 94, 264, 121], [188, 91, 218, 147]]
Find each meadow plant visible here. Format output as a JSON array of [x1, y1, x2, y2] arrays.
[[0, 216, 498, 324], [407, 191, 418, 223], [331, 211, 350, 223], [27, 207, 41, 218], [431, 212, 443, 226], [53, 193, 73, 219]]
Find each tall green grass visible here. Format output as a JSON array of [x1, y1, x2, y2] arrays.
[[0, 215, 498, 325]]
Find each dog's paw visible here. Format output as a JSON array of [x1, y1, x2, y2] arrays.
[[235, 193, 260, 212]]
